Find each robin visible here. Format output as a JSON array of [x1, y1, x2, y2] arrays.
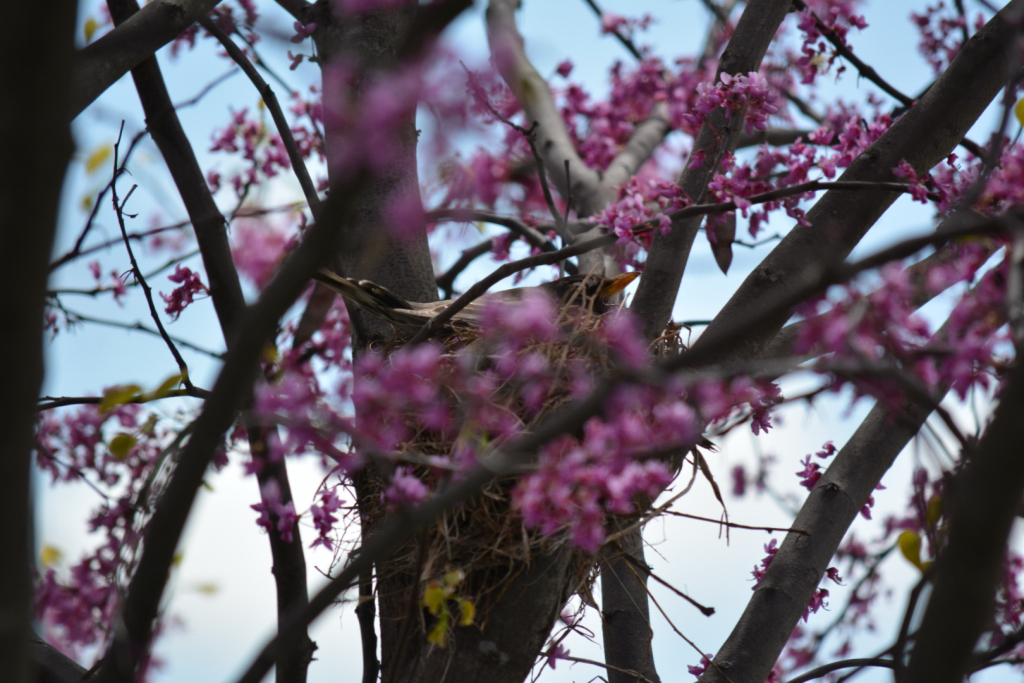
[[313, 268, 640, 331]]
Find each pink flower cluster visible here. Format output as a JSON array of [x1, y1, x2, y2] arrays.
[[335, 292, 777, 551], [209, 108, 292, 197], [34, 401, 183, 658], [795, 440, 837, 491], [161, 264, 208, 320], [911, 2, 972, 75], [681, 72, 780, 139], [251, 479, 299, 542], [309, 489, 344, 550], [792, 1, 868, 85], [595, 177, 690, 262], [599, 12, 654, 40], [231, 218, 300, 290], [514, 414, 677, 553]]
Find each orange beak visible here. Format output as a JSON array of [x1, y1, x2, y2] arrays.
[[600, 271, 641, 299]]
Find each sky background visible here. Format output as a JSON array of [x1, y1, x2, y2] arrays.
[[41, 1, 1020, 682]]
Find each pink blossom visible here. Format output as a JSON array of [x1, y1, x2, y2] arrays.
[[160, 265, 208, 320], [382, 467, 429, 508], [290, 21, 316, 43]]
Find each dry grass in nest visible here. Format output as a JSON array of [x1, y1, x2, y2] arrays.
[[364, 296, 655, 614]]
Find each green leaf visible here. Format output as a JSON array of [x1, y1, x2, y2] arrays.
[[109, 433, 137, 461], [99, 384, 142, 414], [898, 530, 924, 571], [150, 373, 183, 400]]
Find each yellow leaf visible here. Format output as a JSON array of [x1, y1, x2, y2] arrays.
[[458, 598, 475, 626], [192, 582, 219, 595], [1016, 98, 1024, 127], [81, 194, 94, 211], [99, 384, 142, 414], [109, 433, 137, 461], [140, 414, 159, 437], [898, 530, 924, 571], [422, 582, 445, 615], [40, 544, 63, 568], [84, 145, 111, 175], [427, 611, 449, 646], [150, 373, 183, 399], [84, 17, 98, 42], [262, 344, 280, 364], [926, 495, 943, 530], [172, 552, 184, 567], [258, 98, 266, 110], [442, 569, 465, 588]]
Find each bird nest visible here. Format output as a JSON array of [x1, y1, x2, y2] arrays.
[[356, 296, 691, 619]]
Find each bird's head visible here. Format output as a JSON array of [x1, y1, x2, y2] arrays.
[[544, 271, 640, 314]]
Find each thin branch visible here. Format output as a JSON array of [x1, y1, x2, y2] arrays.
[[426, 208, 561, 253], [784, 90, 825, 124], [736, 128, 817, 149], [230, 26, 298, 96], [52, 221, 189, 272], [465, 81, 571, 242], [542, 651, 657, 683], [51, 203, 304, 272], [52, 306, 224, 359], [435, 238, 494, 298], [199, 17, 322, 215], [662, 510, 809, 536], [111, 130, 195, 392], [486, 0, 613, 217], [174, 67, 239, 109], [616, 550, 716, 617], [892, 569, 933, 680], [62, 130, 149, 269], [783, 658, 896, 683], [580, 0, 643, 60], [91, 4, 473, 679], [791, 0, 913, 106], [36, 388, 211, 411], [406, 232, 617, 345]]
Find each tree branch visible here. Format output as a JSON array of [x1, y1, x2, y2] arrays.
[[604, 103, 672, 188], [73, 0, 224, 118], [100, 0, 316, 679], [90, 4, 473, 679], [687, 0, 1024, 365], [630, 0, 794, 342], [0, 1, 75, 680], [905, 352, 1024, 682], [485, 0, 614, 218]]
